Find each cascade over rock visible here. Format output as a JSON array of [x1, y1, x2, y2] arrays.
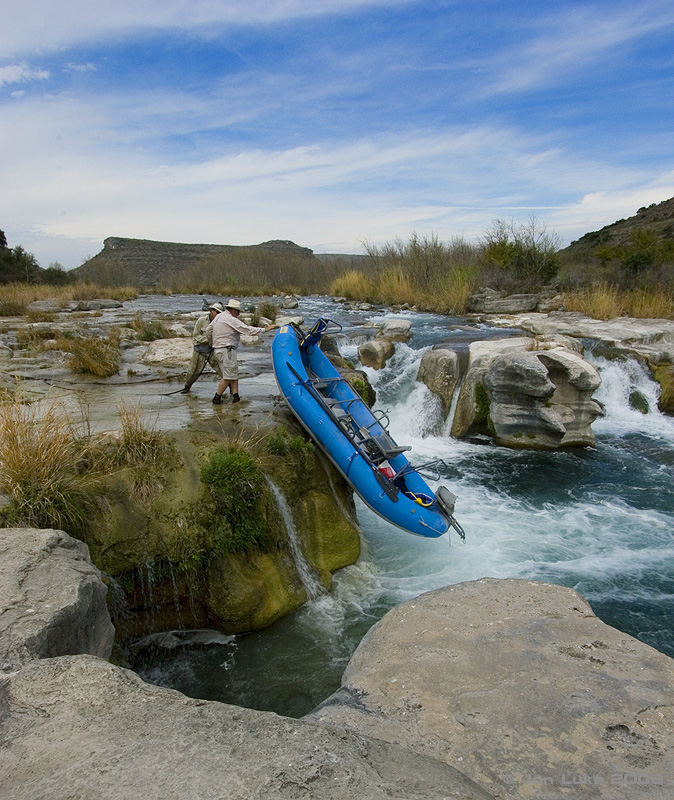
[[482, 311, 674, 415], [416, 348, 460, 415], [358, 337, 395, 369], [484, 347, 602, 448]]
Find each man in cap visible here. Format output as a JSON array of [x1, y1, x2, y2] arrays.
[[206, 298, 275, 404], [179, 302, 225, 394]]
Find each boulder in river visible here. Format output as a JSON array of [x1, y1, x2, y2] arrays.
[[311, 578, 674, 800]]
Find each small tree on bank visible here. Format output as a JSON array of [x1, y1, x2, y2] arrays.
[[480, 216, 561, 290]]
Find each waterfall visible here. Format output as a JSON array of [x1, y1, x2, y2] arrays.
[[443, 376, 464, 437], [266, 478, 324, 600], [589, 354, 674, 442]]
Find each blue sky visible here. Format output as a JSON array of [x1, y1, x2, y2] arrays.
[[1, 0, 673, 269]]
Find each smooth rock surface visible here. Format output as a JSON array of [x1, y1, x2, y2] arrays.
[[358, 337, 396, 369], [377, 318, 412, 341], [0, 655, 494, 800], [311, 579, 674, 800], [0, 528, 114, 671], [417, 348, 460, 414], [486, 312, 674, 365]]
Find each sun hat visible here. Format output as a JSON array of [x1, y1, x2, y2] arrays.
[[208, 302, 224, 312], [226, 299, 242, 311]]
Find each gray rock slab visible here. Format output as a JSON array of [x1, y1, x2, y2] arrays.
[[486, 312, 674, 364], [310, 579, 674, 799], [0, 654, 494, 800], [0, 528, 114, 671]]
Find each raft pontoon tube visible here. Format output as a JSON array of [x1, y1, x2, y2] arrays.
[[271, 318, 466, 540]]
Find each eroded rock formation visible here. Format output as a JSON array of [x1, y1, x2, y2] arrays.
[[418, 337, 602, 448]]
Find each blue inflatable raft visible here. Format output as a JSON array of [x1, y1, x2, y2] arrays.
[[272, 319, 466, 540]]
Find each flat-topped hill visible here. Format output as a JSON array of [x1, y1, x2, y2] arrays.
[[71, 236, 315, 287]]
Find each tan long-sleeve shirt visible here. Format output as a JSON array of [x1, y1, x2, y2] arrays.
[[206, 310, 264, 350]]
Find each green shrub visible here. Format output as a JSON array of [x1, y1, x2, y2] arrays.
[[257, 301, 278, 322], [480, 217, 560, 290], [199, 446, 276, 553]]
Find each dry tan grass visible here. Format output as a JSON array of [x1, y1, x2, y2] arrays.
[[66, 328, 121, 377], [375, 268, 414, 305], [0, 282, 139, 316], [328, 269, 374, 300], [563, 285, 674, 320], [0, 397, 103, 532], [112, 401, 175, 500]]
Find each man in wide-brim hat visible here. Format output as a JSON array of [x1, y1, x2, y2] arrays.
[[179, 302, 225, 394], [206, 298, 275, 404]]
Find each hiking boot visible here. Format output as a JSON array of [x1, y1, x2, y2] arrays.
[[232, 393, 240, 403], [179, 387, 190, 394], [212, 393, 223, 405]]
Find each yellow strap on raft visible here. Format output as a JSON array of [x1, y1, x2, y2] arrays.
[[404, 491, 434, 507]]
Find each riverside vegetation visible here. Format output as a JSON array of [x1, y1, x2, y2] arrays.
[[5, 198, 674, 318], [0, 392, 359, 640], [3, 200, 674, 317]]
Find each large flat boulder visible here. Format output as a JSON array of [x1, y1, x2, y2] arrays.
[[311, 579, 674, 800], [0, 528, 114, 671], [0, 655, 493, 800], [486, 312, 674, 366]]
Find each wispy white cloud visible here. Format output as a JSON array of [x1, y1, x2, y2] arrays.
[[1, 0, 417, 57], [476, 1, 674, 96], [2, 80, 667, 266], [0, 63, 50, 86], [64, 62, 97, 73]]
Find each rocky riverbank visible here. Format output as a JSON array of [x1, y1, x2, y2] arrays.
[[2, 526, 672, 799]]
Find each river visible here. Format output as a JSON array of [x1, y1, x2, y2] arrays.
[[132, 297, 674, 718]]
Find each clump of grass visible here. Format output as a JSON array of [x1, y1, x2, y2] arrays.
[[198, 446, 277, 553], [15, 326, 60, 347], [0, 299, 27, 316], [128, 312, 172, 341], [265, 424, 314, 457], [562, 285, 674, 320], [562, 285, 627, 319], [114, 402, 173, 467], [111, 401, 175, 500], [257, 301, 278, 322], [376, 268, 413, 306], [329, 269, 374, 300], [0, 398, 103, 533], [66, 328, 121, 377], [25, 310, 57, 324]]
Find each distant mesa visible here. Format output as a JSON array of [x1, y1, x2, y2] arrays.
[[71, 236, 316, 287]]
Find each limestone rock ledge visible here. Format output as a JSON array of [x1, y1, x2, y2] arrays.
[[0, 655, 493, 800], [310, 579, 674, 799], [0, 528, 114, 672]]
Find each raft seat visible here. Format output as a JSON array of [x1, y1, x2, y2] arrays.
[[362, 432, 411, 463]]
